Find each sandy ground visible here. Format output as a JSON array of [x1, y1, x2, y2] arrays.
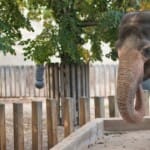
[[89, 130, 150, 150]]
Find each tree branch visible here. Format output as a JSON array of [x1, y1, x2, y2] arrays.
[[78, 21, 98, 27]]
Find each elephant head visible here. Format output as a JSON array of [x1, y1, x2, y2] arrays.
[[116, 11, 150, 123]]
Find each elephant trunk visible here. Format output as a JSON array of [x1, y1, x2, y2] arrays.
[[117, 50, 145, 123]]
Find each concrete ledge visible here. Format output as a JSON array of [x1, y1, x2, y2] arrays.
[[104, 116, 150, 131], [51, 119, 104, 150], [51, 117, 150, 150]]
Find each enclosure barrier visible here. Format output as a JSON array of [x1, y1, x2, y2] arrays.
[[0, 92, 149, 149], [0, 64, 117, 98], [0, 97, 91, 150]]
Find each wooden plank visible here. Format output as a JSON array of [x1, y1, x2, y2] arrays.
[[54, 63, 59, 99], [13, 103, 24, 150], [46, 99, 58, 148], [32, 101, 43, 150], [45, 65, 50, 98], [108, 96, 115, 117], [108, 65, 112, 95], [0, 67, 3, 97], [85, 63, 90, 98], [90, 64, 97, 97], [83, 64, 86, 96], [60, 64, 65, 124], [94, 96, 105, 118], [79, 97, 90, 126], [52, 64, 55, 98], [49, 64, 53, 98], [70, 64, 77, 125], [19, 66, 22, 97], [95, 66, 99, 96], [63, 97, 74, 137], [41, 65, 46, 97], [24, 66, 27, 97], [0, 104, 6, 150], [102, 64, 106, 97], [53, 64, 61, 124], [63, 64, 70, 97], [76, 65, 81, 98], [3, 67, 7, 97], [8, 66, 13, 97]]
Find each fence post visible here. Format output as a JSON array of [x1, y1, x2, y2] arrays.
[[46, 99, 58, 148], [79, 97, 90, 126], [108, 96, 115, 117], [13, 103, 24, 150], [32, 101, 42, 150], [94, 96, 105, 118], [144, 90, 150, 115], [0, 104, 6, 150], [63, 97, 74, 137]]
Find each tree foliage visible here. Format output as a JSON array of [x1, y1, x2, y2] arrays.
[[0, 0, 33, 54], [0, 0, 150, 63]]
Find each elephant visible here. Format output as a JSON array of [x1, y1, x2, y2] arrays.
[[116, 11, 150, 123]]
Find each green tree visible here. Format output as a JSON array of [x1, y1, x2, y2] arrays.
[[0, 0, 32, 55], [1, 0, 149, 64]]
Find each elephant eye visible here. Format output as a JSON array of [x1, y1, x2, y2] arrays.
[[142, 47, 150, 58]]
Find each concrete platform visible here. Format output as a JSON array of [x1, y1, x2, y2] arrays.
[[51, 117, 150, 150]]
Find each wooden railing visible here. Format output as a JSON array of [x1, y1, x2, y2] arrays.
[[1, 93, 150, 149]]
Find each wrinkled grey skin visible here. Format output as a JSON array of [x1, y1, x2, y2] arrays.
[[116, 11, 150, 123]]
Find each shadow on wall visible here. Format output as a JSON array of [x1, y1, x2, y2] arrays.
[[142, 79, 150, 91]]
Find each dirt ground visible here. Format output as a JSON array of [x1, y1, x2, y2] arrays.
[[89, 130, 150, 150]]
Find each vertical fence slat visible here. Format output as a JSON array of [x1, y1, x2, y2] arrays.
[[4, 67, 7, 97], [94, 96, 105, 118], [0, 68, 2, 97], [13, 103, 24, 150], [70, 64, 77, 125], [63, 97, 74, 137], [8, 66, 12, 97], [108, 96, 116, 117], [79, 97, 90, 126], [64, 64, 70, 97], [77, 65, 81, 98], [0, 104, 6, 150], [86, 63, 90, 98], [46, 99, 58, 148], [46, 65, 50, 98], [32, 101, 42, 150], [60, 64, 65, 124]]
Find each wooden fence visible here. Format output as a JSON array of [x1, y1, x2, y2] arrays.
[[0, 66, 46, 97], [1, 93, 150, 149], [0, 64, 117, 98], [0, 97, 89, 150], [90, 64, 118, 97]]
